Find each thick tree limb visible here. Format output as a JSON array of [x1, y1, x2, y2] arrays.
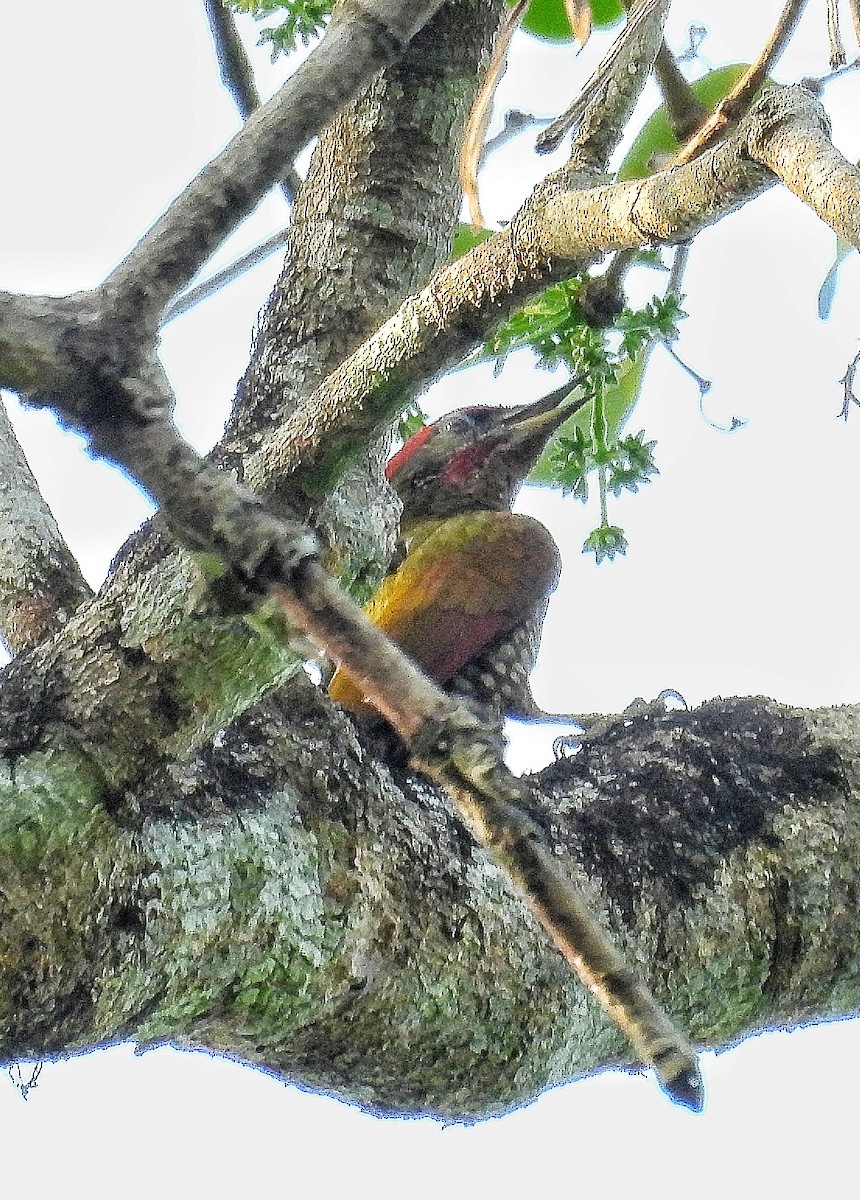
[[1, 687, 856, 1119], [746, 102, 860, 248]]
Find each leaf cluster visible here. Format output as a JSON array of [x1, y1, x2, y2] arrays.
[[228, 0, 332, 55], [486, 278, 683, 562]]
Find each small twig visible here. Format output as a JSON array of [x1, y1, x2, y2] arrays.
[[827, 0, 847, 68], [666, 239, 691, 296], [8, 1061, 43, 1101], [803, 58, 860, 92], [460, 0, 528, 227], [676, 24, 707, 63], [838, 346, 860, 419], [201, 0, 300, 203], [653, 41, 708, 140], [203, 0, 261, 118], [673, 0, 810, 166], [481, 110, 549, 163], [163, 230, 288, 324]]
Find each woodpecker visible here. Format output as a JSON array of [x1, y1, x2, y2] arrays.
[[328, 388, 579, 725]]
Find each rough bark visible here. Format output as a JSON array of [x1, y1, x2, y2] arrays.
[[2, 683, 857, 1120]]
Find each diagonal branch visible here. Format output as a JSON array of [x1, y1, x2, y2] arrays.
[[652, 40, 709, 140], [536, 0, 671, 156], [163, 230, 288, 323], [101, 0, 447, 327], [202, 0, 263, 119], [673, 0, 811, 166], [201, 0, 300, 203]]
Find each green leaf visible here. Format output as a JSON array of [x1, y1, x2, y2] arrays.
[[617, 64, 749, 181], [818, 233, 857, 320], [508, 0, 622, 43], [590, 0, 623, 23], [528, 349, 650, 484], [452, 224, 492, 259], [583, 523, 628, 564], [228, 0, 331, 55], [396, 403, 426, 441]]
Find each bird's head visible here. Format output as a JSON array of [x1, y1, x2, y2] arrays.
[[387, 385, 581, 523]]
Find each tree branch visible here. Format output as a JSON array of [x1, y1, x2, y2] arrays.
[[203, 0, 263, 120], [673, 0, 811, 165], [246, 84, 809, 502], [201, 0, 301, 204], [0, 401, 92, 654], [653, 40, 708, 140], [1, 687, 856, 1118], [746, 92, 860, 248], [536, 0, 671, 156], [162, 230, 289, 324], [101, 0, 447, 326]]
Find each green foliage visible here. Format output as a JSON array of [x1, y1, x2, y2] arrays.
[[397, 402, 426, 441], [510, 0, 622, 43], [228, 0, 332, 55], [452, 223, 493, 259], [617, 65, 749, 181], [617, 294, 686, 358], [582, 522, 628, 565], [486, 277, 683, 562]]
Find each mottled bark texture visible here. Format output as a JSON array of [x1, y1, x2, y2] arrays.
[[221, 0, 504, 594], [1, 684, 858, 1120]]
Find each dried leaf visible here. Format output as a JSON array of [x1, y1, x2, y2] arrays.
[[564, 0, 592, 46], [459, 0, 528, 227], [850, 0, 860, 47]]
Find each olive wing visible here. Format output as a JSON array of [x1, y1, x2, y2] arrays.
[[329, 513, 560, 709]]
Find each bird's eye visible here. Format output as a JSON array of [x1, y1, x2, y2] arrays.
[[439, 407, 493, 438]]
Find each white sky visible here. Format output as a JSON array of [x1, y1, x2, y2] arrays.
[[1, 2, 859, 1197]]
